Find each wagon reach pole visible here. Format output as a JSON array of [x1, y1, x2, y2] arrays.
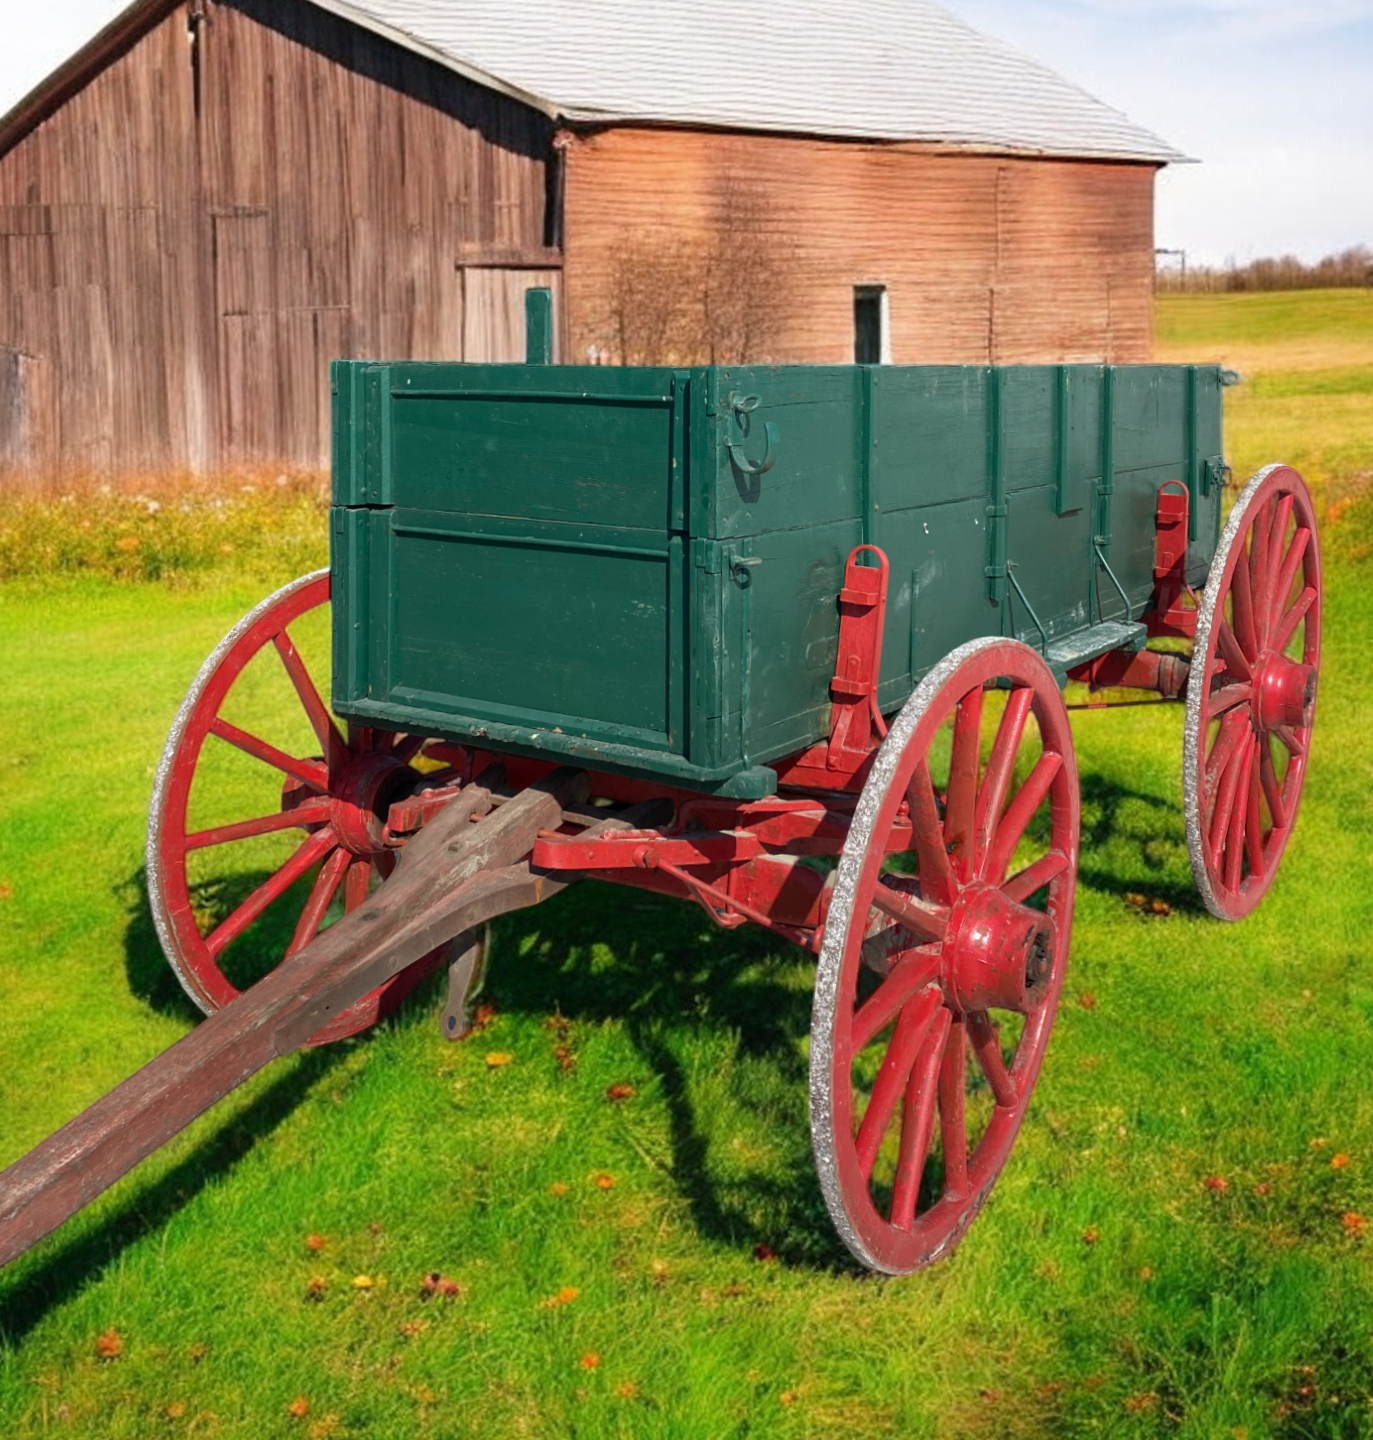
[[0, 768, 591, 1270]]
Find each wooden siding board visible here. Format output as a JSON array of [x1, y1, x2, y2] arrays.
[[563, 127, 1155, 369], [0, 0, 556, 474]]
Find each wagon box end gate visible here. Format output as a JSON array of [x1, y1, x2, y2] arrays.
[[0, 345, 1321, 1276]]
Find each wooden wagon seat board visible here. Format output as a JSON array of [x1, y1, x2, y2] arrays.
[[330, 361, 1225, 794]]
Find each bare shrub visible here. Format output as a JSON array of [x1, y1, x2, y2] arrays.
[[1156, 246, 1373, 294]]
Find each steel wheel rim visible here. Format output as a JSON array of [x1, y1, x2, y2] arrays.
[[811, 636, 1080, 1274], [147, 570, 446, 1044], [1185, 465, 1321, 920]]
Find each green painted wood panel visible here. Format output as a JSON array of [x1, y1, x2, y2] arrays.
[[330, 359, 1226, 793]]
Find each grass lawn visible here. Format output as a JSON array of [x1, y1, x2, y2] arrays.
[[2, 293, 1372, 1438]]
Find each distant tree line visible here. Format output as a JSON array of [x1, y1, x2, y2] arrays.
[[1155, 245, 1372, 293]]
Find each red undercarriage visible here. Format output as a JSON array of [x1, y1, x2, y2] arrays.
[[379, 485, 1198, 955]]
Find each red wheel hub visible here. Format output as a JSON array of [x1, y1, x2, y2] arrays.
[[1254, 653, 1316, 732], [329, 750, 411, 856], [942, 884, 1057, 1015]]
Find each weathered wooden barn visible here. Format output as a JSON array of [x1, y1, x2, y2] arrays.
[[0, 0, 1180, 475]]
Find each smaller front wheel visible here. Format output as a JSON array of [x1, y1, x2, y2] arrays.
[[811, 637, 1080, 1274]]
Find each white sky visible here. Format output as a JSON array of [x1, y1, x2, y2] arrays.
[[0, 0, 1368, 268]]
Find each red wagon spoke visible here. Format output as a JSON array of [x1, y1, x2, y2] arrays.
[[1249, 498, 1271, 646], [286, 845, 352, 958], [1229, 540, 1259, 659], [851, 948, 941, 1052], [185, 800, 333, 851], [1274, 724, 1305, 757], [205, 827, 338, 958], [1223, 741, 1255, 892], [209, 716, 330, 793], [984, 751, 1062, 887], [1244, 750, 1266, 878], [944, 685, 983, 880], [855, 993, 940, 1179], [1208, 739, 1248, 861], [1001, 850, 1068, 905], [870, 881, 949, 944], [1259, 743, 1286, 832], [889, 1007, 952, 1230], [1204, 708, 1249, 793], [1207, 682, 1252, 720], [938, 1018, 970, 1201], [1215, 619, 1252, 682], [1270, 527, 1310, 630], [1267, 492, 1295, 591], [906, 759, 955, 905], [973, 687, 1032, 878], [1272, 586, 1316, 655], [967, 1011, 1018, 1109], [273, 629, 350, 775], [343, 856, 372, 913]]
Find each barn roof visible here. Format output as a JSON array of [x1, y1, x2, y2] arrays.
[[312, 0, 1183, 162], [1, 0, 1183, 165]]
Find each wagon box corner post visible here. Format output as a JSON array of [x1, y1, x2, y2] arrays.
[[0, 360, 1319, 1277]]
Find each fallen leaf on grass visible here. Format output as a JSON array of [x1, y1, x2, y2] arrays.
[[1138, 1266, 1154, 1281], [188, 1344, 209, 1363], [1081, 1227, 1099, 1245], [605, 1083, 636, 1102], [420, 1272, 463, 1299], [1125, 893, 1172, 916], [1202, 1175, 1229, 1194], [304, 1276, 328, 1302], [549, 1182, 570, 1198], [614, 1381, 640, 1399], [287, 1396, 310, 1419], [470, 1001, 497, 1030], [553, 1044, 577, 1072], [780, 1391, 798, 1406], [753, 1244, 776, 1263], [352, 1274, 376, 1289], [307, 1415, 342, 1440], [1077, 992, 1097, 1011], [399, 1320, 430, 1338], [164, 1403, 187, 1419], [1254, 1182, 1272, 1196], [1343, 1212, 1367, 1237], [1331, 1153, 1351, 1169], [485, 1052, 514, 1068], [539, 1286, 581, 1310], [0, 883, 13, 901], [95, 1330, 123, 1359], [579, 1353, 601, 1370], [304, 1233, 328, 1252], [593, 1172, 615, 1190], [1124, 1392, 1158, 1412]]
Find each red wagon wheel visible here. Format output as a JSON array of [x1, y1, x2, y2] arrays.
[[147, 570, 454, 1045], [1184, 465, 1320, 920], [811, 636, 1079, 1274]]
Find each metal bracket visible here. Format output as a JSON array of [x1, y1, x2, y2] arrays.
[[439, 928, 489, 1040], [726, 392, 779, 475]]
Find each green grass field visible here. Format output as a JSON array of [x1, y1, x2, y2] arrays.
[[2, 292, 1372, 1438]]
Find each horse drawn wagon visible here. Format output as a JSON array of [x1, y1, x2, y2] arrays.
[[0, 295, 1321, 1276]]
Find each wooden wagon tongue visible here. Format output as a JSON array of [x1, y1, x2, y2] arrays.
[[0, 767, 592, 1271]]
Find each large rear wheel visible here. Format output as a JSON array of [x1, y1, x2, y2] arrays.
[[811, 636, 1080, 1273]]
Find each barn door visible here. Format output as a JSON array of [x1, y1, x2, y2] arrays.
[[461, 268, 562, 362]]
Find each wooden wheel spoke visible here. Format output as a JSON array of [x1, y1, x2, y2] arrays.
[[1229, 540, 1258, 660], [906, 759, 955, 906], [185, 800, 333, 851], [973, 687, 1033, 879], [1244, 746, 1265, 878], [1001, 850, 1068, 905], [209, 717, 331, 793], [855, 991, 940, 1180], [1204, 707, 1249, 793], [1275, 724, 1305, 758], [272, 628, 350, 774], [204, 827, 337, 957], [1266, 492, 1294, 596], [967, 1010, 1018, 1109], [1207, 734, 1247, 862], [871, 882, 949, 944], [944, 685, 984, 880], [984, 750, 1062, 888], [343, 855, 372, 913], [1215, 618, 1252, 683], [1269, 527, 1310, 631], [1259, 741, 1286, 832], [1223, 741, 1255, 892], [890, 1007, 952, 1230], [1207, 682, 1252, 720], [852, 947, 942, 1053], [1249, 500, 1271, 647], [1272, 586, 1316, 655], [285, 845, 351, 958], [937, 1017, 969, 1201]]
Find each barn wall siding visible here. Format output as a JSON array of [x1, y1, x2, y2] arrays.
[[0, 0, 555, 474], [562, 127, 1155, 367]]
